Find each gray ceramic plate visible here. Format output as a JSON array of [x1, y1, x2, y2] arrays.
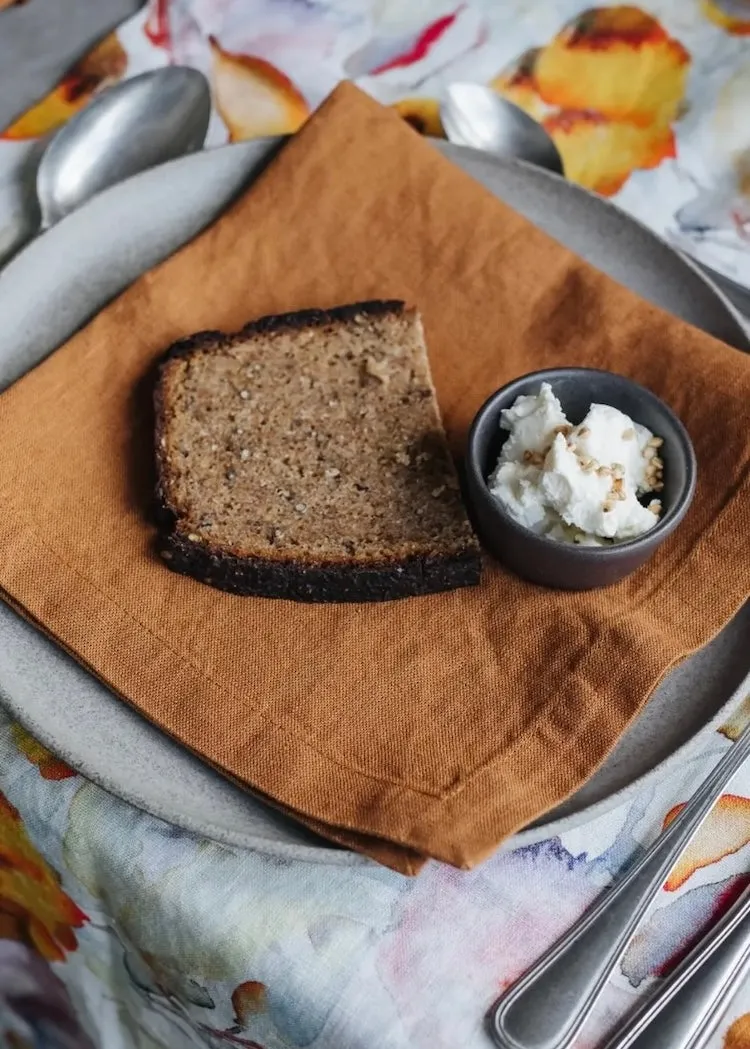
[[0, 137, 748, 860]]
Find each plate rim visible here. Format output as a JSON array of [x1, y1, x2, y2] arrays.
[[0, 135, 747, 858]]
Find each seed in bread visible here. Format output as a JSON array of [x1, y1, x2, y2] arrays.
[[154, 300, 482, 603]]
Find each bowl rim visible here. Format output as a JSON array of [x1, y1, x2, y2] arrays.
[[465, 366, 698, 558]]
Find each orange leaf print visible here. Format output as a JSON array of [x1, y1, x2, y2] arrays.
[[11, 724, 76, 781], [720, 693, 750, 742], [726, 1013, 750, 1048], [209, 36, 309, 142], [535, 6, 690, 128], [544, 108, 675, 195], [392, 97, 444, 137], [663, 794, 750, 891], [232, 980, 268, 1025], [701, 0, 750, 35], [0, 791, 86, 960], [490, 48, 548, 121], [2, 31, 127, 140]]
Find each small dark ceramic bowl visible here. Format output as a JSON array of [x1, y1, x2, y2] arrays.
[[465, 368, 697, 590]]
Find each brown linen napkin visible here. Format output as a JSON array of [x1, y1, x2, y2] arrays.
[[0, 83, 748, 873]]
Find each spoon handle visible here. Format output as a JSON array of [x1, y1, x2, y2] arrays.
[[0, 222, 39, 270], [602, 882, 750, 1049], [491, 722, 750, 1049]]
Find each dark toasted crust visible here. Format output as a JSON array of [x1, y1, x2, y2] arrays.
[[163, 300, 405, 363], [154, 301, 482, 603], [157, 530, 482, 603]]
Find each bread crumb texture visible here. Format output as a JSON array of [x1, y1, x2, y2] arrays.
[[155, 301, 480, 600]]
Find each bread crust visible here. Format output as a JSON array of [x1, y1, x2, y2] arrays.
[[154, 301, 482, 603], [157, 528, 481, 602]]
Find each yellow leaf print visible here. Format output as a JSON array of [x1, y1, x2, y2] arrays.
[[720, 693, 750, 741], [544, 108, 675, 195], [0, 792, 86, 961], [535, 6, 690, 128], [663, 795, 750, 892], [2, 32, 127, 140], [392, 97, 445, 137], [12, 723, 76, 781], [490, 48, 548, 122], [491, 7, 690, 197], [701, 0, 750, 35]]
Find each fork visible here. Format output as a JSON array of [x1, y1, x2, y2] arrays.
[[491, 720, 750, 1049], [602, 879, 750, 1048]]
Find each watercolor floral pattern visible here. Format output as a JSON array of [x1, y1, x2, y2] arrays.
[[0, 692, 746, 1046], [489, 6, 691, 197], [0, 0, 749, 288], [0, 0, 749, 1045], [208, 35, 309, 141], [0, 792, 86, 962], [11, 724, 76, 782], [1, 32, 128, 141]]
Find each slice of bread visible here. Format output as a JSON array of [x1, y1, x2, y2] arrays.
[[154, 300, 481, 602]]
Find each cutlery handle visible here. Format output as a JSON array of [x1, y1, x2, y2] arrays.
[[0, 223, 39, 270], [602, 883, 750, 1049], [491, 723, 750, 1049]]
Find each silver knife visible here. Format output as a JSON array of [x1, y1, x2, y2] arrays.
[[601, 880, 750, 1049], [491, 721, 750, 1049]]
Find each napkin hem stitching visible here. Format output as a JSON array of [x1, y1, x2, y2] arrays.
[[6, 519, 478, 802], [7, 471, 748, 818]]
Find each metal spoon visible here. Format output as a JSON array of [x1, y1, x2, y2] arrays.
[[491, 719, 750, 1049], [441, 82, 564, 175], [4, 66, 211, 261]]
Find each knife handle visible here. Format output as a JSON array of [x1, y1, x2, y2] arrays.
[[602, 882, 750, 1049], [491, 723, 750, 1049]]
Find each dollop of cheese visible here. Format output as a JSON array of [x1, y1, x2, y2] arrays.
[[488, 383, 663, 545]]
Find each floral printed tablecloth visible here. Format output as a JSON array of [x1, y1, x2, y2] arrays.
[[4, 695, 750, 1049], [2, 0, 749, 288], [0, 2, 750, 1047]]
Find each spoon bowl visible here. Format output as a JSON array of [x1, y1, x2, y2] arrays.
[[441, 82, 564, 175], [36, 66, 211, 230]]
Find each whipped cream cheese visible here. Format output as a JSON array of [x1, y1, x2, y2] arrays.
[[488, 383, 664, 545]]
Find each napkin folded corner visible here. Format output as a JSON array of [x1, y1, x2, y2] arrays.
[[0, 83, 748, 872]]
